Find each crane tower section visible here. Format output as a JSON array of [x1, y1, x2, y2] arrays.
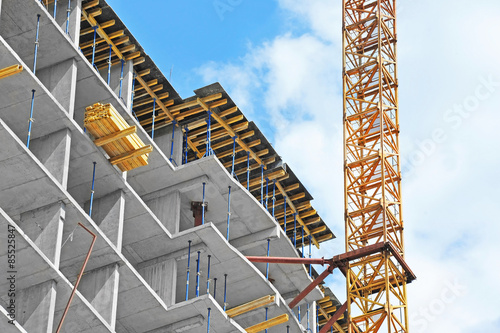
[[343, 1, 409, 332]]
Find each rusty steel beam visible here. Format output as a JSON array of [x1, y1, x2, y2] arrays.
[[319, 302, 347, 333]]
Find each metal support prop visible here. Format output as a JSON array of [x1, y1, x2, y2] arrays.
[[260, 164, 264, 205], [266, 239, 270, 280], [206, 255, 211, 295], [226, 186, 232, 241], [301, 226, 305, 258], [53, 0, 57, 18], [89, 162, 97, 218], [293, 213, 297, 248], [202, 182, 206, 225], [151, 98, 156, 139], [287, 325, 290, 333], [308, 235, 312, 277], [185, 240, 192, 301], [118, 59, 125, 98], [55, 223, 96, 333], [230, 136, 237, 176], [316, 306, 319, 333], [213, 277, 217, 299], [246, 151, 250, 190], [283, 197, 287, 233], [107, 45, 112, 85], [307, 303, 310, 331], [207, 308, 211, 333], [223, 273, 228, 311], [131, 73, 137, 108], [170, 120, 177, 165], [65, 0, 71, 34], [183, 127, 189, 164], [265, 307, 268, 333], [265, 178, 269, 209], [298, 305, 301, 321], [205, 111, 213, 156], [91, 26, 98, 68], [26, 89, 36, 149], [195, 251, 201, 297], [33, 15, 41, 75], [272, 181, 276, 218]]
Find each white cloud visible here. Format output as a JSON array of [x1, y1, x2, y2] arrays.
[[196, 0, 500, 331]]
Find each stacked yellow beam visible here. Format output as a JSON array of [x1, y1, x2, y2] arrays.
[[0, 64, 23, 80], [84, 102, 153, 172]]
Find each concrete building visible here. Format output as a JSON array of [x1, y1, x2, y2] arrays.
[[0, 0, 346, 332]]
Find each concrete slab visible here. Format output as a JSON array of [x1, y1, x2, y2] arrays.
[[0, 305, 29, 332]]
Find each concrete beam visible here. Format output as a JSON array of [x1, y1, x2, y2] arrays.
[[141, 175, 209, 202], [78, 263, 120, 330], [19, 202, 65, 269], [230, 227, 279, 252], [29, 128, 71, 189], [15, 280, 57, 333], [84, 190, 125, 250]]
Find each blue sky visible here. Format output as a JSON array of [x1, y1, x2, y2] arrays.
[[106, 1, 500, 331]]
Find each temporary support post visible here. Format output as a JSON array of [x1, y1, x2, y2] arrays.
[[213, 278, 217, 299], [118, 59, 125, 99], [131, 73, 137, 108], [301, 227, 305, 258], [266, 239, 270, 280], [202, 182, 206, 225], [65, 0, 71, 34], [207, 308, 211, 333], [272, 181, 276, 218], [230, 136, 237, 177], [91, 26, 98, 68], [204, 111, 214, 156], [298, 305, 301, 321], [226, 186, 232, 241], [246, 151, 250, 190], [293, 213, 297, 248], [53, 0, 57, 18], [55, 223, 96, 333], [283, 197, 287, 233], [151, 98, 156, 139], [287, 325, 290, 333], [185, 240, 192, 301], [170, 120, 177, 165], [89, 162, 97, 218], [33, 15, 41, 75], [316, 306, 319, 333], [107, 45, 112, 85], [307, 303, 310, 331], [196, 251, 201, 297], [265, 178, 269, 209], [260, 165, 264, 205], [308, 235, 312, 277], [206, 255, 211, 295], [26, 89, 36, 149], [265, 307, 268, 333], [223, 273, 228, 311], [183, 127, 189, 164]]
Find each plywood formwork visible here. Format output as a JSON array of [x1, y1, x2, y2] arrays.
[[342, 0, 409, 332]]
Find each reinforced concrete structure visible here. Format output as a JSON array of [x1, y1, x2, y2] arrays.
[[0, 1, 347, 332]]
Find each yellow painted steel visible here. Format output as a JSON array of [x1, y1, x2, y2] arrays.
[[0, 64, 23, 80], [342, 1, 409, 332]]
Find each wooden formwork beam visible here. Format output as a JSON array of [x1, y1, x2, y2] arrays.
[[246, 314, 289, 333], [222, 149, 269, 168], [0, 64, 23, 80], [226, 295, 275, 318]]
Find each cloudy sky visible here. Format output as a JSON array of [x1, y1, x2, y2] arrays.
[[108, 0, 500, 331]]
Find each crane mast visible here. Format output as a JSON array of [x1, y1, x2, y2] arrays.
[[343, 1, 409, 332]]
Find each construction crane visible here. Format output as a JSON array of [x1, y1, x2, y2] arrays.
[[248, 0, 415, 332]]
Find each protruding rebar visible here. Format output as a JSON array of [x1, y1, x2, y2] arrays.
[[226, 186, 232, 241], [33, 15, 41, 75], [196, 251, 201, 297], [27, 89, 36, 149], [185, 240, 192, 301], [89, 162, 97, 218]]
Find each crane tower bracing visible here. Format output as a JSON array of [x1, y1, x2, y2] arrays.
[[343, 0, 410, 332]]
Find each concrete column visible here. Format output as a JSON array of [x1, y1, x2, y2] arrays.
[[78, 263, 119, 330], [84, 190, 125, 251], [19, 202, 65, 269], [99, 59, 134, 111], [29, 128, 71, 189], [138, 259, 177, 307], [152, 124, 183, 166], [37, 58, 77, 118], [15, 280, 57, 333], [65, 0, 82, 46], [145, 190, 180, 234]]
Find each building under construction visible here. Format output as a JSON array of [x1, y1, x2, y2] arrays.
[[0, 1, 350, 332], [0, 0, 416, 332]]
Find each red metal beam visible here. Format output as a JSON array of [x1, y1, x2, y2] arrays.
[[288, 265, 334, 309], [246, 256, 330, 266], [319, 302, 347, 333]]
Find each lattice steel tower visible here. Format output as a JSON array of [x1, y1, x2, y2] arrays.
[[343, 1, 409, 332]]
